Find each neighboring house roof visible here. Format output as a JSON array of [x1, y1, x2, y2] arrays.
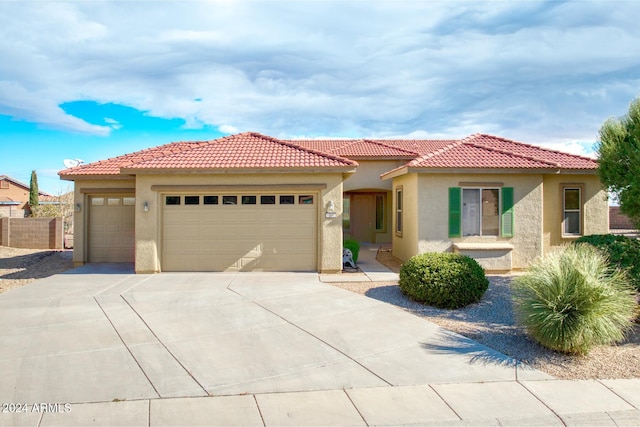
[[0, 197, 21, 205], [0, 175, 52, 196], [59, 132, 598, 179], [38, 194, 61, 204]]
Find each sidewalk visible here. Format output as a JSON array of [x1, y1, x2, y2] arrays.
[[4, 379, 639, 426]]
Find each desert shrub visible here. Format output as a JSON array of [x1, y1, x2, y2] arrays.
[[399, 252, 489, 309], [513, 244, 638, 355], [343, 239, 360, 262], [575, 234, 640, 291]]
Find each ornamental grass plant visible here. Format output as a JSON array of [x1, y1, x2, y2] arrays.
[[513, 244, 638, 355]]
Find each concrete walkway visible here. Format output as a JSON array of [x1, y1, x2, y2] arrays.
[[0, 263, 639, 426]]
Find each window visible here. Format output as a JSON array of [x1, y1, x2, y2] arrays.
[[203, 196, 218, 205], [461, 189, 499, 236], [123, 197, 136, 206], [185, 196, 200, 205], [165, 196, 180, 205], [242, 195, 256, 205], [343, 196, 351, 229], [280, 195, 294, 205], [395, 187, 403, 236], [375, 194, 385, 231], [223, 196, 237, 205], [563, 187, 582, 236], [449, 187, 514, 238], [299, 195, 314, 204], [107, 198, 121, 206], [260, 195, 276, 205], [91, 197, 105, 206]]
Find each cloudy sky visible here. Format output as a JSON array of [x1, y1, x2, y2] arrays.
[[1, 1, 639, 194]]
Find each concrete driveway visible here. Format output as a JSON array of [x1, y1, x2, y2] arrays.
[[2, 264, 639, 426]]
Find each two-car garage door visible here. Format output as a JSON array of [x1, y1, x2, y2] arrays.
[[162, 193, 318, 272]]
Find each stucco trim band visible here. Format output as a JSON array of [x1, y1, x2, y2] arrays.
[[79, 188, 135, 194], [150, 184, 328, 192]]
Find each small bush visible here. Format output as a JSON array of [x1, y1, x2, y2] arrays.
[[513, 244, 638, 355], [343, 239, 360, 262], [575, 234, 640, 291], [399, 252, 489, 309]]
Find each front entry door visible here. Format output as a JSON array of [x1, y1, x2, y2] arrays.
[[351, 194, 375, 243]]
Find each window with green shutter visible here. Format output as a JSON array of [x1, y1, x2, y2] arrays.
[[501, 187, 514, 237], [450, 186, 514, 238], [448, 187, 461, 237]]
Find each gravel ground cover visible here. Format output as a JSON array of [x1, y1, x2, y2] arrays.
[[0, 246, 74, 294], [332, 274, 640, 380]]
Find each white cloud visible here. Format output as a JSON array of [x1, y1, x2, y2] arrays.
[[218, 124, 239, 134], [0, 1, 639, 143]]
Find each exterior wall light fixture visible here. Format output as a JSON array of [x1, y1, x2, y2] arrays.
[[143, 201, 149, 212], [75, 203, 81, 212], [325, 200, 337, 218]]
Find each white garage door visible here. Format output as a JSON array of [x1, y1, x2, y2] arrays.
[[88, 196, 135, 263], [162, 193, 317, 272]]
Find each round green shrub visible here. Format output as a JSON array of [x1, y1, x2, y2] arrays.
[[575, 234, 640, 291], [399, 252, 489, 309], [513, 244, 638, 355]]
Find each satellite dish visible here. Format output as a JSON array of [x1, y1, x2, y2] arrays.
[[63, 159, 84, 168]]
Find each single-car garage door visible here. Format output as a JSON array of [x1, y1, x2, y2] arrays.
[[88, 196, 135, 263], [162, 193, 317, 271]]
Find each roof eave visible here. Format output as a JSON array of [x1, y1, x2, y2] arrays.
[[380, 167, 409, 181], [120, 166, 357, 175], [59, 173, 136, 181]]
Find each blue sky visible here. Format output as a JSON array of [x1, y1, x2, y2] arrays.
[[1, 1, 639, 194]]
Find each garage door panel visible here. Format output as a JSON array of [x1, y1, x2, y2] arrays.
[[162, 194, 317, 272], [89, 197, 135, 263]]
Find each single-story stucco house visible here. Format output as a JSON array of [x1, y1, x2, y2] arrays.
[[59, 132, 607, 274]]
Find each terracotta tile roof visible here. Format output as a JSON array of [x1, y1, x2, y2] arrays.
[[60, 133, 356, 178], [59, 132, 597, 179], [59, 141, 214, 177], [290, 139, 417, 158], [372, 140, 457, 155], [392, 134, 597, 172], [462, 134, 596, 170], [406, 142, 561, 169], [127, 133, 356, 170]]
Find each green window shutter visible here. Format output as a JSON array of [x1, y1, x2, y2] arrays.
[[501, 187, 514, 237], [448, 187, 461, 238]]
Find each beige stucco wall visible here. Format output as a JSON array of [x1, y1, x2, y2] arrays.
[[391, 172, 545, 270], [69, 178, 136, 267], [391, 173, 419, 263], [343, 160, 406, 192], [134, 172, 345, 274], [339, 160, 401, 244], [542, 174, 608, 251]]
